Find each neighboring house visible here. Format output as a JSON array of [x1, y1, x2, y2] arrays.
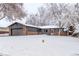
[[0, 27, 9, 34], [0, 18, 11, 35], [8, 22, 42, 36], [0, 27, 9, 36]]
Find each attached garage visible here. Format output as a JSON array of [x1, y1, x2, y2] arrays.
[[11, 28, 23, 35], [9, 22, 26, 36], [8, 22, 41, 36]]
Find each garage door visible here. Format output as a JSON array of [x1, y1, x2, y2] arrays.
[[11, 28, 23, 36]]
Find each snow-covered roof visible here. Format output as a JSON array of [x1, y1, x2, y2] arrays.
[[39, 25, 60, 29], [0, 17, 27, 28], [7, 21, 66, 29], [8, 21, 39, 28]]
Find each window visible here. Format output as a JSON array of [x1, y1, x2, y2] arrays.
[[44, 29, 48, 32], [60, 28, 64, 32], [54, 29, 59, 32], [37, 29, 41, 32]]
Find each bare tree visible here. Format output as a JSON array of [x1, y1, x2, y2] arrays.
[[0, 3, 26, 21], [26, 3, 79, 33], [26, 14, 40, 26]]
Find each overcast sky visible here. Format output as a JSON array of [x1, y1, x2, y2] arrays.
[[0, 3, 43, 27], [24, 3, 43, 14]]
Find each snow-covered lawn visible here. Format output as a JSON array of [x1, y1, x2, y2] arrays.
[[0, 33, 9, 36], [0, 35, 79, 56]]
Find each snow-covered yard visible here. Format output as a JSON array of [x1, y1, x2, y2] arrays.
[[0, 35, 79, 56]]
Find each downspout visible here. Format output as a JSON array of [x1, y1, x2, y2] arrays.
[[59, 28, 61, 36]]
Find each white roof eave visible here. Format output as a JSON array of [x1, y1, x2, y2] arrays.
[[39, 26, 60, 29]]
